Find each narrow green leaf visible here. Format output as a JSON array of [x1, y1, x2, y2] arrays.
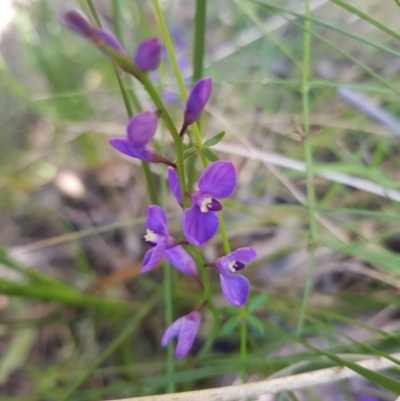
[[220, 316, 241, 336], [182, 147, 198, 161], [247, 292, 269, 313], [329, 0, 400, 41], [204, 131, 226, 147], [0, 327, 36, 384], [201, 147, 220, 161], [315, 348, 400, 394], [247, 315, 264, 334]]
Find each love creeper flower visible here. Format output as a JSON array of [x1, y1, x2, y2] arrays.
[[180, 77, 212, 136], [214, 247, 257, 306], [134, 38, 162, 72], [168, 161, 236, 246], [142, 205, 197, 275], [64, 11, 125, 55], [109, 112, 176, 168], [161, 310, 201, 359]]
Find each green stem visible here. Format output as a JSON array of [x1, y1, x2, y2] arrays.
[[111, 0, 123, 43], [158, 102, 175, 393], [188, 0, 207, 191], [296, 0, 317, 338], [85, 0, 101, 27], [193, 0, 207, 82], [151, 0, 207, 166], [240, 308, 247, 382]]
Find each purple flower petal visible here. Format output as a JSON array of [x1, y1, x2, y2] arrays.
[[141, 243, 165, 273], [184, 78, 212, 125], [161, 311, 201, 359], [230, 247, 257, 263], [93, 27, 125, 54], [109, 138, 162, 163], [183, 206, 219, 246], [146, 205, 168, 236], [197, 161, 236, 199], [167, 167, 182, 207], [134, 38, 162, 71], [127, 112, 158, 148], [215, 247, 256, 275], [163, 246, 197, 275], [64, 10, 93, 37], [219, 274, 250, 306]]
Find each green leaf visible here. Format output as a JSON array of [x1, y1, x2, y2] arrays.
[[203, 131, 225, 147], [201, 147, 220, 162], [220, 316, 241, 336], [247, 315, 264, 334], [247, 292, 269, 313], [182, 147, 198, 161]]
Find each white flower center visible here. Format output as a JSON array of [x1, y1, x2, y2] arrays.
[[200, 196, 212, 213], [144, 229, 157, 243], [228, 260, 237, 273]]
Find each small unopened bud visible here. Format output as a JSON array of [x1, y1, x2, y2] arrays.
[[64, 10, 93, 37], [134, 38, 162, 72], [64, 10, 125, 55], [184, 77, 212, 126]]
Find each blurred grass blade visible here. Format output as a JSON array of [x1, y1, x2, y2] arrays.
[[60, 292, 160, 401], [329, 0, 400, 41]]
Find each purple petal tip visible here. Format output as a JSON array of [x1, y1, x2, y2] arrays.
[[184, 77, 212, 125], [127, 112, 158, 148], [64, 10, 93, 37], [161, 311, 201, 359], [134, 38, 162, 72]]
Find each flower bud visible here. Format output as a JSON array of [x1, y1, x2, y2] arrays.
[[64, 10, 125, 55], [134, 38, 162, 72], [161, 311, 201, 359], [127, 112, 158, 148], [183, 77, 212, 126], [64, 10, 93, 37], [92, 28, 125, 54]]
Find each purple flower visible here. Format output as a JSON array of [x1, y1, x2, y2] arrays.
[[180, 78, 212, 136], [171, 161, 236, 246], [214, 247, 256, 306], [167, 166, 183, 207], [109, 112, 176, 168], [64, 10, 125, 55], [161, 311, 201, 359], [142, 205, 197, 276], [134, 38, 162, 71]]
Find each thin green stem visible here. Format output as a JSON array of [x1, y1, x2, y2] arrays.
[[296, 0, 317, 338], [240, 309, 247, 382], [111, 0, 123, 43], [193, 0, 207, 82], [85, 0, 101, 27], [188, 0, 208, 190], [155, 88, 175, 393], [115, 70, 133, 116], [151, 0, 207, 166]]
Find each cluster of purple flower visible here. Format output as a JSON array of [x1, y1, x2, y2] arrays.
[[65, 10, 257, 359]]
